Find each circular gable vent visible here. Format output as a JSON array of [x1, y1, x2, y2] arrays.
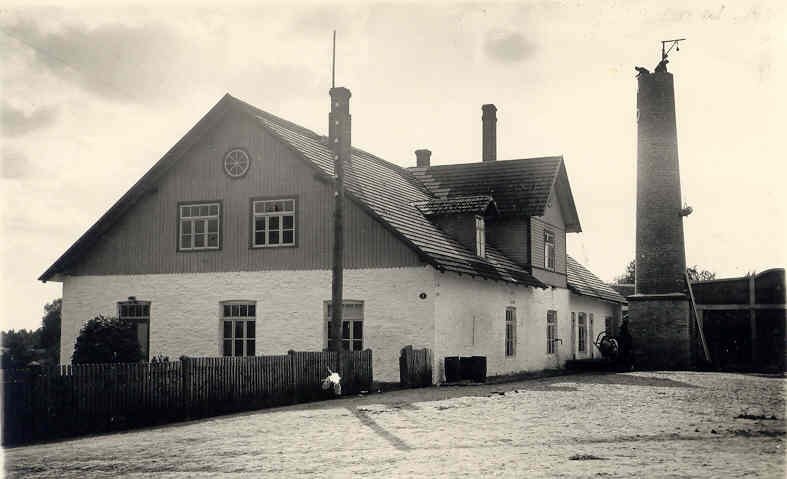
[[223, 148, 250, 178]]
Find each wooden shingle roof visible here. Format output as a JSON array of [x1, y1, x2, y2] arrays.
[[567, 255, 627, 304], [410, 158, 581, 232], [411, 195, 497, 216]]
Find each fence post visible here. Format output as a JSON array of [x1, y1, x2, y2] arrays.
[[181, 357, 191, 419]]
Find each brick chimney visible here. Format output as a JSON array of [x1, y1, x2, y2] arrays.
[[415, 149, 431, 168], [634, 68, 686, 295], [482, 104, 497, 162]]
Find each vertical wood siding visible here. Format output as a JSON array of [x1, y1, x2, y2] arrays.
[[530, 188, 567, 288], [71, 111, 421, 276]]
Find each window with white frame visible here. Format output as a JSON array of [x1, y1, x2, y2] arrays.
[[325, 300, 364, 351], [505, 307, 516, 357], [546, 310, 558, 354], [578, 312, 587, 352], [179, 203, 220, 250], [221, 302, 256, 356], [252, 199, 295, 247], [118, 300, 150, 361], [544, 229, 556, 270], [475, 215, 486, 258]]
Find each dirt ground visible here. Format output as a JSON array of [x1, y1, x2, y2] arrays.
[[2, 371, 785, 478]]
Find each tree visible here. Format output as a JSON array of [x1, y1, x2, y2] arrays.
[[614, 260, 636, 284], [1, 329, 41, 369], [72, 315, 141, 364], [687, 266, 716, 282], [614, 260, 716, 284], [40, 298, 61, 365]]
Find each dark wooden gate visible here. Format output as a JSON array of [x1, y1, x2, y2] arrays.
[[399, 345, 432, 387]]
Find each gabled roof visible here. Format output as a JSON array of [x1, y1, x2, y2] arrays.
[[567, 255, 627, 304], [41, 94, 545, 288], [409, 158, 581, 232], [411, 195, 497, 217]]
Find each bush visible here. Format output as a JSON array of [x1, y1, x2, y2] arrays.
[[72, 315, 142, 364]]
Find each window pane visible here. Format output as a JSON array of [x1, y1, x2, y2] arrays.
[[207, 234, 218, 247], [268, 231, 279, 244], [120, 304, 128, 317], [143, 304, 150, 316], [223, 321, 232, 339], [342, 340, 351, 351], [223, 340, 232, 356], [209, 204, 218, 216], [181, 206, 191, 217], [207, 219, 218, 233], [194, 235, 205, 248], [353, 340, 363, 351], [284, 200, 295, 212], [223, 305, 231, 317], [255, 232, 266, 245], [181, 235, 191, 249], [231, 304, 239, 317], [342, 321, 351, 340], [269, 216, 279, 229], [235, 321, 244, 339], [246, 340, 255, 356], [239, 304, 247, 317], [247, 321, 255, 338], [255, 218, 266, 231], [283, 230, 294, 244], [254, 202, 262, 214], [235, 340, 244, 356], [283, 215, 293, 228], [353, 321, 362, 340], [200, 205, 209, 216], [195, 221, 205, 234], [182, 221, 192, 234], [248, 304, 256, 317], [265, 202, 276, 212]]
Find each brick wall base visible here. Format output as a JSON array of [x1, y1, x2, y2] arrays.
[[628, 295, 693, 369]]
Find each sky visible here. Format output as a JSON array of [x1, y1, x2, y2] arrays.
[[1, 1, 785, 331]]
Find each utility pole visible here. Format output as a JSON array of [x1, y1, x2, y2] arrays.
[[328, 31, 349, 352]]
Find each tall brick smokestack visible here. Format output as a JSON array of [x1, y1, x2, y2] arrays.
[[482, 104, 497, 162], [635, 67, 687, 295]]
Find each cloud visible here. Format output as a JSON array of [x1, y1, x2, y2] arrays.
[[2, 19, 194, 103], [1, 147, 34, 179], [1, 102, 58, 137], [484, 31, 534, 63]]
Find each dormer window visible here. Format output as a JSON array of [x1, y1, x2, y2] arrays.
[[475, 215, 486, 258], [544, 229, 555, 270]]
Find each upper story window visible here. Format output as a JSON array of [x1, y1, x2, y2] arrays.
[[475, 215, 486, 258], [179, 202, 221, 251], [544, 229, 555, 270], [252, 199, 296, 248]]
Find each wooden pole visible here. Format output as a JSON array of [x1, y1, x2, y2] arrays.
[[329, 86, 350, 352]]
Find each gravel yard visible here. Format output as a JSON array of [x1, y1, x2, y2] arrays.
[[3, 371, 784, 478]]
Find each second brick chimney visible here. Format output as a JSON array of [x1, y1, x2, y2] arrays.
[[415, 149, 431, 168], [482, 104, 497, 162]]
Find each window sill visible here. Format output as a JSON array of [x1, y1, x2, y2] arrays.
[[250, 243, 297, 249]]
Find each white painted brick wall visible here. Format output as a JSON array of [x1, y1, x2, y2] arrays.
[[60, 266, 435, 382], [433, 271, 571, 379]]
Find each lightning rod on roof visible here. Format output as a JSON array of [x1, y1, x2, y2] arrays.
[[332, 30, 336, 88]]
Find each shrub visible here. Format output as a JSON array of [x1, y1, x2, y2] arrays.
[[72, 315, 142, 364]]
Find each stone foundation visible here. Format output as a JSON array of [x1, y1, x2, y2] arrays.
[[628, 294, 693, 369]]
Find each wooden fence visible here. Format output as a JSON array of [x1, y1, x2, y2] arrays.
[[2, 350, 372, 446], [399, 346, 432, 387]]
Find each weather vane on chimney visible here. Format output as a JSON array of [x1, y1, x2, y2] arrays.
[[654, 38, 685, 72]]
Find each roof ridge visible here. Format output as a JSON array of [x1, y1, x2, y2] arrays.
[[230, 94, 433, 197]]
